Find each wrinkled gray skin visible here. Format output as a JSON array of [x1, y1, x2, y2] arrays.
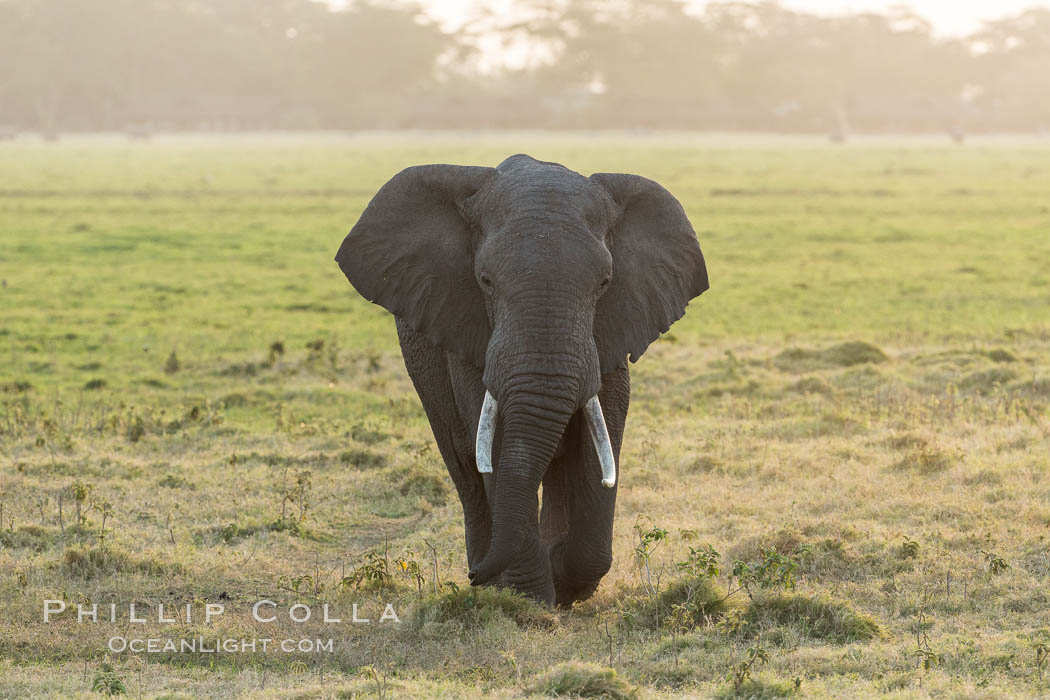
[[335, 154, 708, 606]]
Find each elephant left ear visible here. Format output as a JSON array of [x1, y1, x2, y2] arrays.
[[589, 172, 709, 373]]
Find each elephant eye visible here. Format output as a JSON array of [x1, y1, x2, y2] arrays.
[[479, 273, 493, 289], [598, 276, 611, 292]]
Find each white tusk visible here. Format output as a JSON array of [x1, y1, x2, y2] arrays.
[[583, 396, 617, 488], [476, 390, 498, 474]]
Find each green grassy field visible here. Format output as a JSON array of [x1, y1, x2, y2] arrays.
[[1, 133, 1049, 699]]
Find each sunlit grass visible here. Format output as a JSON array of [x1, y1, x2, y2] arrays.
[[1, 134, 1048, 698]]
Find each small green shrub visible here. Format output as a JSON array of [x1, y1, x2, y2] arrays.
[[341, 549, 394, 591], [164, 350, 179, 374], [91, 662, 126, 695], [900, 536, 920, 559], [530, 662, 637, 699], [732, 546, 810, 598], [713, 675, 797, 699], [623, 576, 728, 631], [981, 549, 1009, 575], [126, 416, 145, 442]]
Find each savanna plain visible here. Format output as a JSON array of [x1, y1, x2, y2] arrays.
[[1, 134, 1049, 699]]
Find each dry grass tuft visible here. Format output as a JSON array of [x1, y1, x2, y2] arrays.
[[713, 675, 798, 699], [786, 376, 832, 395], [622, 577, 728, 631], [63, 546, 180, 579], [397, 471, 450, 506], [1013, 377, 1050, 399], [530, 662, 638, 699], [688, 455, 726, 474], [986, 348, 1018, 363], [728, 529, 804, 563], [743, 593, 884, 644], [339, 448, 387, 469], [765, 411, 862, 441], [407, 586, 558, 636], [774, 341, 888, 373], [960, 367, 1018, 394], [0, 525, 57, 551], [890, 447, 956, 475], [881, 432, 929, 451]]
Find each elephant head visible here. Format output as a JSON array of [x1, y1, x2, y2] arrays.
[[335, 154, 708, 586]]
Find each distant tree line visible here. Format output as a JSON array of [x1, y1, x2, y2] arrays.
[[1, 0, 1048, 134]]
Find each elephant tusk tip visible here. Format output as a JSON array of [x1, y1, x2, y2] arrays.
[[584, 397, 617, 489]]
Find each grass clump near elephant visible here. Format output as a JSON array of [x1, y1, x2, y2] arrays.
[[336, 154, 708, 606], [407, 586, 559, 637], [530, 662, 638, 699]]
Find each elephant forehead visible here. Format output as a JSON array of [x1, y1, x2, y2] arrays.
[[477, 172, 612, 233], [481, 218, 613, 282], [491, 173, 591, 202]]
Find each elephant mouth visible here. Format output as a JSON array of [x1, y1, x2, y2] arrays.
[[475, 389, 616, 488]]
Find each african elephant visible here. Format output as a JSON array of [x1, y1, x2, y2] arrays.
[[335, 154, 708, 606]]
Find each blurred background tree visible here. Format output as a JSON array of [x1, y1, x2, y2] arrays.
[[0, 0, 1047, 133]]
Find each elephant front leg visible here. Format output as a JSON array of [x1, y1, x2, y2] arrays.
[[549, 485, 616, 607], [550, 366, 629, 607], [396, 319, 493, 570]]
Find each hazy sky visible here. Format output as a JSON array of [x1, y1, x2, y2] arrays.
[[420, 0, 1049, 36]]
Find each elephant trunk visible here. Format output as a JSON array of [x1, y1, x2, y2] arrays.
[[468, 374, 579, 587]]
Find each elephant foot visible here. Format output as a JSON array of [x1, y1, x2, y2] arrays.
[[498, 533, 556, 605], [549, 535, 612, 608]]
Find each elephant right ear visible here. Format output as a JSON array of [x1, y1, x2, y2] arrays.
[[335, 164, 496, 366]]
